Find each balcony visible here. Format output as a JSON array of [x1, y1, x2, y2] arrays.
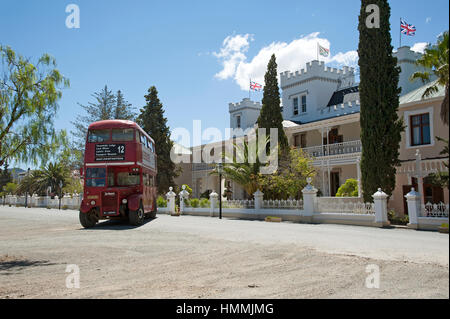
[[301, 140, 362, 158]]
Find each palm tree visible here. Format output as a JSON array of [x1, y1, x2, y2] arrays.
[[410, 31, 449, 125], [17, 162, 69, 196], [211, 137, 271, 199]]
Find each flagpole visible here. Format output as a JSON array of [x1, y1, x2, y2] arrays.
[[317, 43, 319, 61], [249, 78, 251, 100], [399, 17, 402, 48]]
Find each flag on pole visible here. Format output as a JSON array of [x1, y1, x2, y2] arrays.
[[401, 19, 416, 36], [250, 81, 263, 92], [318, 44, 330, 57]]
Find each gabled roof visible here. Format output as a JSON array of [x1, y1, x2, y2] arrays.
[[399, 80, 445, 105]]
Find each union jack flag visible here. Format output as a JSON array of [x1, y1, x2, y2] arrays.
[[250, 81, 263, 92], [401, 19, 416, 36]]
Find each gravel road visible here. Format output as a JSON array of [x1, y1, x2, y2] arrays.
[[0, 206, 448, 299]]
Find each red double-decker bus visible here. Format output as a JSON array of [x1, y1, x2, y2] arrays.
[[79, 120, 157, 228]]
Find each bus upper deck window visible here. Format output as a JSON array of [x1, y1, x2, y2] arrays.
[[88, 130, 110, 143], [112, 128, 134, 141], [139, 132, 146, 144]]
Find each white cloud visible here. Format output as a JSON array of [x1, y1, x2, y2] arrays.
[[411, 42, 429, 53], [213, 32, 359, 91], [426, 17, 432, 23]]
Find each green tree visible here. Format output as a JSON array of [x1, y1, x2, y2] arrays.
[[115, 90, 136, 121], [336, 179, 359, 197], [2, 182, 17, 196], [410, 31, 449, 125], [16, 162, 70, 196], [136, 86, 179, 194], [0, 162, 12, 191], [358, 0, 404, 202], [257, 54, 289, 153], [71, 85, 117, 151], [213, 139, 264, 198], [0, 45, 69, 167], [71, 86, 136, 167], [258, 148, 316, 200]]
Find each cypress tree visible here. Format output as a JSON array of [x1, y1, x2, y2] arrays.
[[358, 0, 404, 202], [137, 86, 179, 194], [257, 54, 289, 153], [115, 90, 136, 121]]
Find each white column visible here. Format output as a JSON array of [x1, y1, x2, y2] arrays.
[[302, 177, 318, 218], [372, 188, 390, 227], [166, 187, 176, 215], [209, 190, 218, 217], [253, 190, 264, 211], [415, 149, 425, 203], [179, 185, 189, 214], [405, 188, 421, 229], [327, 160, 331, 197]]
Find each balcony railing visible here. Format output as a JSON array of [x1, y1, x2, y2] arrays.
[[301, 140, 362, 158]]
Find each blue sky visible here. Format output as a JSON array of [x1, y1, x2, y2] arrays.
[[1, 0, 449, 163]]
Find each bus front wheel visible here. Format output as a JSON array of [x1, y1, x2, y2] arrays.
[[79, 211, 97, 228], [129, 204, 145, 226]]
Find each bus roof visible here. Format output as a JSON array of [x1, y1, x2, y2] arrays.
[[88, 120, 154, 143]]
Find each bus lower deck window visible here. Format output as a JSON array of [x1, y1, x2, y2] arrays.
[[85, 167, 106, 187]]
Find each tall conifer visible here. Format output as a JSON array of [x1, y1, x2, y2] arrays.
[[137, 86, 179, 194], [358, 0, 404, 201], [257, 54, 289, 153]]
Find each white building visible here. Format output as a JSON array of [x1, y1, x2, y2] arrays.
[[183, 46, 447, 210]]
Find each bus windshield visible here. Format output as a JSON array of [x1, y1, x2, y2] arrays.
[[112, 128, 135, 141]]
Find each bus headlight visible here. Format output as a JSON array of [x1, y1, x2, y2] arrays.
[[90, 200, 96, 205], [122, 199, 128, 204]]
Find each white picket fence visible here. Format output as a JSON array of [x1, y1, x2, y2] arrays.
[[2, 194, 82, 210]]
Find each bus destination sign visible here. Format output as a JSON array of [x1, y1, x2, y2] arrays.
[[95, 144, 126, 161]]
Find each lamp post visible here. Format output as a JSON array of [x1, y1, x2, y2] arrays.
[[24, 167, 30, 208], [58, 180, 63, 210], [216, 163, 223, 219]]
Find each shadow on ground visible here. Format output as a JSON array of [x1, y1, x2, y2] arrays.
[[0, 257, 57, 273], [79, 217, 158, 231]]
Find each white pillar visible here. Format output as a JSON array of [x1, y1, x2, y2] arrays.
[[415, 150, 425, 204], [166, 187, 176, 215], [405, 188, 421, 229], [253, 190, 264, 211], [372, 188, 390, 227], [209, 191, 218, 217], [179, 185, 189, 214], [302, 177, 318, 218]]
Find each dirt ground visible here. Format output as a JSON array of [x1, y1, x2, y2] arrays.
[[0, 206, 448, 299]]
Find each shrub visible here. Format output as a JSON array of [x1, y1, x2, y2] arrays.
[[336, 179, 359, 197], [157, 196, 167, 207], [200, 190, 211, 199], [388, 210, 409, 226], [190, 198, 200, 208], [200, 198, 210, 208]]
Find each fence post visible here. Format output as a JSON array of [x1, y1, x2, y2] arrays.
[[405, 188, 421, 230], [209, 191, 218, 217], [372, 188, 390, 227], [179, 185, 189, 214], [166, 187, 176, 215], [253, 190, 264, 211], [302, 177, 318, 222]]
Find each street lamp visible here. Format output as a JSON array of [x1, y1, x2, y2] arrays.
[[25, 168, 30, 208], [58, 180, 63, 210], [216, 163, 224, 220]]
